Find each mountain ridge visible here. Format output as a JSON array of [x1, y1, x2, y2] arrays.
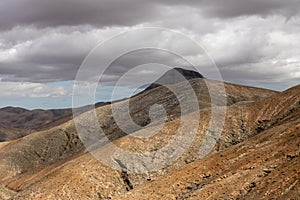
[[0, 74, 287, 199], [0, 68, 277, 142], [4, 83, 298, 199]]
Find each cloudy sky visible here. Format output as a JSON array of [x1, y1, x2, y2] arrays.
[[0, 0, 300, 109]]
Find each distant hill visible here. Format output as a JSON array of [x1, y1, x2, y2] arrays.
[[0, 106, 72, 141], [0, 106, 72, 130], [0, 126, 17, 142], [0, 102, 109, 142]]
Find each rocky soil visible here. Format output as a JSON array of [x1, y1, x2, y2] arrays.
[[2, 78, 298, 200]]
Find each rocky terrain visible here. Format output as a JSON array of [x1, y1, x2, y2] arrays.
[[1, 68, 299, 199], [117, 113, 300, 199]]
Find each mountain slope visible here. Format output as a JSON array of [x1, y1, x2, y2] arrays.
[[6, 84, 298, 199], [117, 109, 300, 200], [0, 67, 274, 143], [0, 78, 277, 179]]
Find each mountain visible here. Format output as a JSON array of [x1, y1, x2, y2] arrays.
[[144, 67, 204, 91], [0, 106, 70, 130], [0, 67, 272, 143], [0, 69, 287, 199], [0, 106, 72, 141], [7, 84, 298, 200], [0, 102, 109, 142]]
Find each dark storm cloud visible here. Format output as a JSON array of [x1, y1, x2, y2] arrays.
[[196, 0, 300, 19], [1, 0, 299, 31], [0, 0, 161, 30], [0, 26, 98, 82], [165, 0, 300, 19], [219, 64, 300, 91], [0, 62, 78, 82]]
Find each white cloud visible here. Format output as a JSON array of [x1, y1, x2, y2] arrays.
[[0, 81, 69, 98]]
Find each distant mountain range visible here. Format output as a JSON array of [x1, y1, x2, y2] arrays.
[[0, 107, 71, 141], [0, 102, 109, 142], [0, 106, 71, 130]]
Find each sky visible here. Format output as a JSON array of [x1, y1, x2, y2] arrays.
[[0, 0, 300, 109]]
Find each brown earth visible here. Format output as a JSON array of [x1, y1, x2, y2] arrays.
[[1, 78, 296, 200], [117, 119, 300, 199]]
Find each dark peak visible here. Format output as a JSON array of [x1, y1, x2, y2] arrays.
[[145, 67, 204, 91], [172, 67, 204, 79], [156, 67, 204, 85], [0, 106, 28, 114]]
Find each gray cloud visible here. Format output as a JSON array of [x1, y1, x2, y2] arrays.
[[0, 0, 299, 92], [1, 0, 299, 31], [0, 0, 163, 30], [197, 0, 300, 19]]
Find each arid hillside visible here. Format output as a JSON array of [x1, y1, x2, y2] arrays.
[[5, 84, 299, 200], [117, 109, 300, 200], [0, 76, 288, 199]]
